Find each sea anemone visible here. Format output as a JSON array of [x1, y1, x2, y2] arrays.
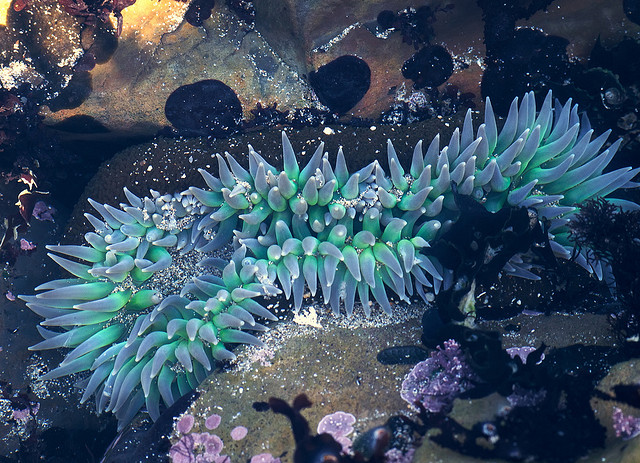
[[22, 91, 639, 427]]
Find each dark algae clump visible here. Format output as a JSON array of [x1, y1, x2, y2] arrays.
[[184, 0, 215, 27], [164, 79, 243, 137], [308, 55, 371, 114], [571, 198, 640, 350], [402, 45, 454, 89]]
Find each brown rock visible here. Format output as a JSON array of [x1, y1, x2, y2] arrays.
[[0, 0, 82, 92], [43, 0, 312, 139]]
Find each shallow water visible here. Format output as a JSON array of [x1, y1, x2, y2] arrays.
[[1, 1, 640, 462]]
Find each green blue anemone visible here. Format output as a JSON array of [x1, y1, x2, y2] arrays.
[[22, 91, 639, 427]]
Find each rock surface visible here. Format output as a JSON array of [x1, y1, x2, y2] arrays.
[[0, 0, 83, 94], [42, 0, 313, 139], [170, 305, 424, 462], [2, 0, 639, 141]]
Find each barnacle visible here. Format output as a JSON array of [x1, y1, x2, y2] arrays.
[[22, 91, 639, 427]]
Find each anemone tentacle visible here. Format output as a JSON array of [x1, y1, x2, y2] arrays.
[[23, 90, 639, 428]]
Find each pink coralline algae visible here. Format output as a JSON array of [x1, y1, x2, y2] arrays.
[[506, 346, 545, 364], [384, 447, 415, 463], [612, 407, 640, 439], [400, 339, 476, 414], [317, 411, 357, 453], [11, 403, 39, 424], [250, 454, 281, 463], [205, 414, 222, 430], [177, 414, 196, 434], [506, 384, 547, 408], [31, 201, 55, 221], [12, 408, 31, 422], [230, 426, 248, 440], [19, 238, 36, 251], [169, 432, 228, 463]]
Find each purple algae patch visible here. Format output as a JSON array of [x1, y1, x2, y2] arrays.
[[317, 411, 356, 453], [400, 339, 476, 414], [205, 414, 222, 430], [230, 425, 248, 440], [612, 406, 640, 439], [177, 414, 195, 434], [250, 454, 281, 463], [317, 411, 356, 437], [169, 432, 225, 463]]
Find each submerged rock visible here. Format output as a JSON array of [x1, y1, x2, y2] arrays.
[[170, 306, 424, 462], [42, 0, 311, 139], [0, 0, 83, 97]]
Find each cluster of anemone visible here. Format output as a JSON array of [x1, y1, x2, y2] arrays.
[[22, 91, 639, 427]]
